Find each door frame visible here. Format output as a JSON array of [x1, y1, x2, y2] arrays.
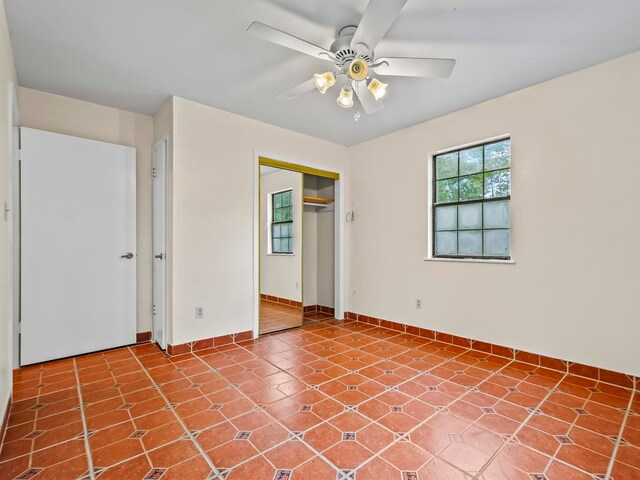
[[152, 136, 169, 349], [8, 82, 20, 370], [253, 151, 345, 338]]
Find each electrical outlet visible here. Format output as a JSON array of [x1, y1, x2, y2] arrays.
[[416, 299, 422, 309], [195, 306, 204, 319]]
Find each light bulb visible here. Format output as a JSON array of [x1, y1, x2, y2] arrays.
[[313, 72, 336, 94], [336, 88, 354, 108], [368, 78, 388, 100]]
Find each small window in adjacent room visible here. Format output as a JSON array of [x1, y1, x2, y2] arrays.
[[271, 189, 294, 254], [432, 138, 511, 260]]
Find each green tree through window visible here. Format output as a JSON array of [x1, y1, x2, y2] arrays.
[[433, 139, 511, 259], [272, 190, 293, 253]]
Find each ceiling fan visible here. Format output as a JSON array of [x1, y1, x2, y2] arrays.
[[247, 0, 455, 115]]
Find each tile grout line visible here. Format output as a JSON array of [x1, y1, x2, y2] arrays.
[[472, 371, 569, 479], [128, 347, 225, 480], [604, 380, 636, 480], [73, 358, 96, 480]]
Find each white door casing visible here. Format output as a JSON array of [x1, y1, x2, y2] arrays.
[[20, 128, 137, 365], [152, 137, 168, 350]]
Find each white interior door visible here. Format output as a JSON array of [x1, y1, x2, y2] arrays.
[[152, 138, 167, 350], [20, 128, 137, 365]]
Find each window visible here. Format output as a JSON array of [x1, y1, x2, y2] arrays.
[[433, 138, 511, 260], [271, 189, 293, 254]]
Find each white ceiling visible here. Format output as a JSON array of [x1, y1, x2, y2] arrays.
[[6, 0, 640, 146]]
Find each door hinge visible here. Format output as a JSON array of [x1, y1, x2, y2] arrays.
[[152, 167, 157, 178], [17, 322, 21, 334]]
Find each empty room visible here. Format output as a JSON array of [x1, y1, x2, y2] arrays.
[[0, 0, 639, 479]]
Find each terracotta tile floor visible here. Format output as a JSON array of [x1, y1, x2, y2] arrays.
[[1, 320, 638, 479], [260, 301, 334, 334]]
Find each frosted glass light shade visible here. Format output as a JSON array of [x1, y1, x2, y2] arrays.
[[368, 78, 388, 100], [336, 88, 354, 108], [313, 72, 336, 94]]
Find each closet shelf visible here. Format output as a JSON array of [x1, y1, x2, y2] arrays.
[[303, 196, 334, 207]]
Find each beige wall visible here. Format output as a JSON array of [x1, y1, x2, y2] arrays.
[[171, 96, 348, 345], [0, 0, 17, 423], [317, 210, 335, 308], [260, 169, 303, 302], [303, 177, 335, 308], [18, 87, 155, 335], [348, 50, 640, 377], [302, 208, 318, 306]]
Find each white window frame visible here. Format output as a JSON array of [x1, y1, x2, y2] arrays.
[[426, 134, 515, 264]]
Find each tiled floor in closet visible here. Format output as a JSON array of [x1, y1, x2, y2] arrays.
[[0, 319, 638, 479]]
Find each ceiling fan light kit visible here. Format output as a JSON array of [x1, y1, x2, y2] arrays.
[[248, 0, 456, 116]]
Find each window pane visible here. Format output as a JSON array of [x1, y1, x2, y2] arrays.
[[483, 201, 510, 229], [273, 238, 281, 252], [284, 205, 293, 221], [436, 178, 458, 203], [283, 191, 292, 207], [435, 232, 457, 255], [484, 140, 510, 171], [458, 230, 482, 256], [274, 193, 282, 208], [435, 206, 457, 231], [273, 208, 283, 222], [273, 223, 281, 237], [459, 174, 483, 201], [458, 203, 482, 230], [484, 169, 510, 199], [286, 238, 293, 253], [483, 229, 510, 257], [435, 152, 458, 180], [459, 147, 483, 176]]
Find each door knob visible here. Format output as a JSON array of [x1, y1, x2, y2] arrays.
[[120, 252, 134, 259], [154, 253, 164, 260]]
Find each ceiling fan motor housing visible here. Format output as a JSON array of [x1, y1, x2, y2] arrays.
[[330, 25, 372, 68]]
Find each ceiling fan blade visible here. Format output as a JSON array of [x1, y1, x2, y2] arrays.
[[373, 57, 456, 78], [277, 79, 316, 100], [352, 80, 384, 114], [247, 21, 334, 61], [351, 0, 408, 51]]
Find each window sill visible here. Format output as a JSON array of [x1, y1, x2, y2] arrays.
[[424, 256, 515, 265], [267, 253, 295, 256]]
